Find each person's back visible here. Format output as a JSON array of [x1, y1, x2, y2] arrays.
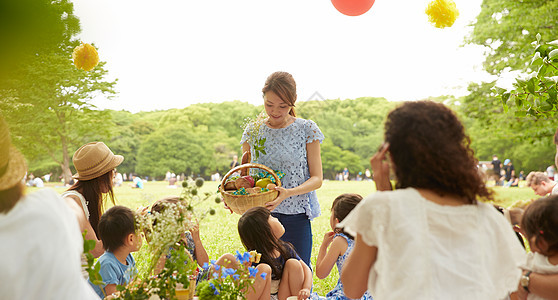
[[0, 189, 99, 299], [350, 188, 524, 299], [88, 206, 140, 298], [340, 101, 525, 300]]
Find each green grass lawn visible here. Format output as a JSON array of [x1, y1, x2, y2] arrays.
[[34, 179, 536, 296]]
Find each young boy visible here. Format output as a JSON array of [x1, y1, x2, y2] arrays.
[[88, 206, 141, 298]]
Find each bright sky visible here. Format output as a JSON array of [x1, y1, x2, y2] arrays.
[[73, 0, 494, 113]]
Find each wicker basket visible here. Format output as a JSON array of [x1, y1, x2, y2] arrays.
[[220, 163, 282, 214]]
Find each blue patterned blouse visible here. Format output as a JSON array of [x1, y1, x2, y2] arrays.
[[241, 117, 324, 220]]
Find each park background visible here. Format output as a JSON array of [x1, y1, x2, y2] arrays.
[[2, 0, 558, 297], [1, 0, 557, 183]]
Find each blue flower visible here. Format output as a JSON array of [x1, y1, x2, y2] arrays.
[[209, 282, 219, 295], [233, 274, 240, 280], [213, 272, 219, 279], [211, 259, 217, 264], [202, 262, 209, 270], [224, 268, 236, 277], [214, 264, 221, 271], [248, 267, 258, 278], [260, 272, 267, 280], [242, 252, 251, 263], [235, 250, 244, 262]]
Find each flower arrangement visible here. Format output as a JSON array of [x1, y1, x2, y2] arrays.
[[425, 0, 459, 29], [242, 111, 267, 161], [196, 251, 265, 300], [72, 42, 99, 71], [104, 177, 217, 300]]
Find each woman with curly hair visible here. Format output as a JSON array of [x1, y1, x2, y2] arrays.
[[340, 101, 526, 299]]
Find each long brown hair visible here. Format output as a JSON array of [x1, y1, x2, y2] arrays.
[[0, 182, 24, 213], [262, 71, 297, 117], [385, 101, 493, 204], [238, 207, 296, 280], [68, 170, 115, 236]]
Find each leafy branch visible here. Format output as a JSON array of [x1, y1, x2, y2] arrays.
[[494, 33, 558, 118]]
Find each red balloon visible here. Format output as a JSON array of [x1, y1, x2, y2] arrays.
[[331, 0, 375, 16]]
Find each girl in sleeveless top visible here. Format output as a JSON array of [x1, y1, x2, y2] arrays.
[[313, 194, 372, 300]]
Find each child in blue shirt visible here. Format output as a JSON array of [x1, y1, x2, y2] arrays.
[[88, 206, 140, 298]]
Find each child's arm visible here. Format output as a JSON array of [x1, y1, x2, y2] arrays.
[[64, 195, 104, 257], [341, 233, 377, 299], [298, 260, 313, 300], [104, 284, 117, 297], [190, 221, 209, 266], [518, 272, 558, 300], [315, 233, 347, 279]]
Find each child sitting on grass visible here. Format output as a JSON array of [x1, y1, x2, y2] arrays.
[[88, 206, 140, 299], [513, 195, 558, 299], [238, 207, 313, 300], [313, 194, 373, 300], [149, 196, 209, 278]]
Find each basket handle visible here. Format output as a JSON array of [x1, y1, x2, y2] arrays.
[[220, 163, 282, 193]]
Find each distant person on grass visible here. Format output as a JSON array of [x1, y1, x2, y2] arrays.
[[89, 206, 140, 299], [492, 154, 503, 186], [130, 174, 143, 189], [340, 101, 525, 299]]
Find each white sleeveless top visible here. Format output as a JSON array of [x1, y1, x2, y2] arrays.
[[61, 190, 90, 220], [61, 190, 90, 279]]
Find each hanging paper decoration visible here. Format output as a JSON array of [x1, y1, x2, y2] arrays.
[[425, 0, 459, 28], [72, 42, 99, 71], [331, 0, 375, 17]]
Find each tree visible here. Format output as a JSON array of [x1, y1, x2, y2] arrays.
[[0, 0, 117, 184], [459, 0, 558, 169], [464, 0, 558, 120]]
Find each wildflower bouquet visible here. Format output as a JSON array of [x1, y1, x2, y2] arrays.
[[196, 251, 265, 300], [242, 111, 267, 161], [109, 177, 216, 300]]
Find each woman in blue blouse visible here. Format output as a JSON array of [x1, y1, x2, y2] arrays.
[[240, 71, 324, 267]]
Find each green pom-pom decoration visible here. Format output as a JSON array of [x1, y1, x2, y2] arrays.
[[195, 177, 204, 188]]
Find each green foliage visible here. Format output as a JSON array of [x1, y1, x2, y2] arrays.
[[83, 232, 104, 293], [494, 35, 558, 118], [0, 0, 116, 183], [466, 0, 558, 75], [113, 177, 216, 300], [196, 253, 264, 300], [461, 0, 558, 166]]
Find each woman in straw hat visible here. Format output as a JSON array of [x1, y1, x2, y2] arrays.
[[0, 115, 98, 299], [62, 142, 124, 258]]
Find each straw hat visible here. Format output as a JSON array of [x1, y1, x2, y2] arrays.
[[0, 116, 27, 190], [72, 142, 123, 181]]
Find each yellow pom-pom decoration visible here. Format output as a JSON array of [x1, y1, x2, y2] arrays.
[[72, 42, 99, 71], [425, 0, 459, 28]]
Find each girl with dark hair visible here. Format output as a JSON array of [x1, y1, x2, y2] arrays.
[[340, 101, 525, 299], [514, 195, 558, 299], [313, 193, 372, 300], [238, 207, 312, 300], [62, 142, 123, 259], [240, 71, 324, 267], [515, 128, 558, 299]]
